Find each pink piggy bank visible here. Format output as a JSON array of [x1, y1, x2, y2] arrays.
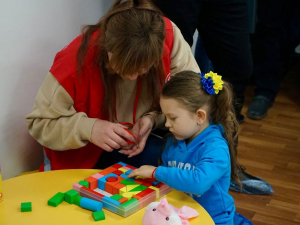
[[142, 198, 199, 225]]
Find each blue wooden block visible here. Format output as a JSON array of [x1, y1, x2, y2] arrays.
[[98, 173, 118, 190], [79, 197, 103, 212], [125, 169, 133, 175], [152, 181, 160, 186], [117, 162, 127, 167], [120, 174, 135, 182], [102, 196, 121, 213]]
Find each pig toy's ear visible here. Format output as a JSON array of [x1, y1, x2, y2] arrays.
[[157, 198, 172, 216], [176, 206, 199, 225]]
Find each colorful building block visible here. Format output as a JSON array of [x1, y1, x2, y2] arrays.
[[74, 196, 83, 206], [65, 189, 79, 204], [117, 162, 128, 167], [118, 168, 127, 174], [129, 185, 147, 192], [117, 198, 139, 217], [94, 188, 112, 197], [112, 164, 123, 169], [120, 180, 138, 186], [122, 192, 134, 200], [149, 186, 159, 199], [112, 170, 123, 176], [102, 196, 121, 213], [125, 165, 136, 170], [99, 167, 117, 176], [112, 183, 126, 195], [80, 197, 103, 212], [92, 210, 105, 221], [21, 202, 32, 212], [84, 176, 98, 190], [91, 173, 103, 179], [125, 169, 134, 175], [73, 183, 83, 192], [48, 192, 65, 207], [120, 174, 135, 181], [79, 180, 89, 188], [110, 194, 123, 201], [118, 197, 128, 204], [98, 173, 118, 190]]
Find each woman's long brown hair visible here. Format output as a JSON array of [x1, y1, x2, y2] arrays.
[[77, 0, 166, 120], [161, 71, 241, 184]]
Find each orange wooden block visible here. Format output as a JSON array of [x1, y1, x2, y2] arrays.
[[99, 167, 117, 176], [105, 176, 124, 194], [112, 183, 126, 195], [118, 197, 128, 204], [132, 194, 142, 200], [84, 176, 98, 190]]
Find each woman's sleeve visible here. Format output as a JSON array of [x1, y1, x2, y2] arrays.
[[170, 22, 200, 75], [25, 72, 97, 150]]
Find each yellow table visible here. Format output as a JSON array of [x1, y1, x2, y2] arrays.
[[0, 170, 214, 225]]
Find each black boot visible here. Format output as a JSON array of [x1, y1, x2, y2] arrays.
[[247, 95, 273, 120]]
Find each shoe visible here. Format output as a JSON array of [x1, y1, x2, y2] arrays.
[[237, 114, 245, 124], [247, 95, 273, 120], [230, 166, 274, 195]]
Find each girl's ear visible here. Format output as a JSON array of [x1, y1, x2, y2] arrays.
[[195, 109, 206, 125]]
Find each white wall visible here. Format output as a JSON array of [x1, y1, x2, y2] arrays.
[[0, 0, 114, 180]]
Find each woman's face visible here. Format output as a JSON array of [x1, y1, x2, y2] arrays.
[[108, 52, 148, 80]]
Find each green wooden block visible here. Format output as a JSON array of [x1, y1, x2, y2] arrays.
[[117, 198, 139, 217], [129, 185, 148, 192], [74, 196, 83, 206], [92, 210, 105, 221], [21, 202, 32, 212], [64, 189, 79, 204], [120, 180, 138, 186], [110, 194, 123, 201], [79, 180, 89, 188], [48, 192, 65, 207]]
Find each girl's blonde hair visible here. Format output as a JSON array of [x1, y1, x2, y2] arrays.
[[161, 71, 240, 184], [77, 0, 166, 120]]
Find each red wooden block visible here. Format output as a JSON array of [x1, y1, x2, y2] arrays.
[[112, 164, 123, 169], [133, 179, 144, 185], [106, 177, 118, 182], [136, 188, 155, 198], [112, 170, 123, 176], [112, 183, 126, 195], [84, 176, 98, 190], [105, 176, 124, 194], [143, 178, 156, 183], [142, 182, 152, 187], [81, 186, 105, 198], [99, 167, 117, 176], [118, 197, 128, 204], [155, 183, 166, 188]]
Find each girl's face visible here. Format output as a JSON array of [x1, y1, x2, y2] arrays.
[[108, 52, 148, 80], [160, 96, 204, 143]]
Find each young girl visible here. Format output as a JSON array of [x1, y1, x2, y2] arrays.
[[128, 71, 252, 225]]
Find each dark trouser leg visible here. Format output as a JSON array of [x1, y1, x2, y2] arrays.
[[198, 0, 252, 118], [94, 133, 164, 169], [251, 0, 287, 101]]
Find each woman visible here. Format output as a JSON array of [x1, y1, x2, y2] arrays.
[[26, 0, 199, 171]]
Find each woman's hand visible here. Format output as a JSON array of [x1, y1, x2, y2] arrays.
[[127, 165, 157, 179], [91, 120, 136, 152], [119, 115, 154, 157]]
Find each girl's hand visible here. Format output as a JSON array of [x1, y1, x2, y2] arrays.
[[119, 115, 154, 157], [91, 120, 136, 152], [127, 165, 157, 179]]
